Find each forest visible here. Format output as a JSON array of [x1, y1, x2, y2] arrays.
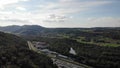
[[19, 27, 120, 68], [27, 33, 120, 68], [0, 25, 120, 68], [0, 32, 57, 68]]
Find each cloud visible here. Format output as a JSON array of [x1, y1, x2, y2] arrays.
[[0, 0, 119, 27], [43, 14, 71, 23], [43, 17, 120, 28], [35, 0, 112, 24], [0, 16, 32, 26], [86, 17, 120, 27], [0, 18, 30, 23], [41, 0, 111, 14], [35, 0, 111, 15], [0, 0, 29, 9], [16, 7, 26, 11], [0, 15, 31, 26]]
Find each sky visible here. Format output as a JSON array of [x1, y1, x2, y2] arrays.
[[0, 0, 120, 28]]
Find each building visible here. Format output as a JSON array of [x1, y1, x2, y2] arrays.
[[69, 47, 77, 55], [32, 41, 49, 49]]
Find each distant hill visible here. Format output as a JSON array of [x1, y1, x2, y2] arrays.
[[13, 25, 45, 35], [0, 25, 45, 36], [0, 25, 21, 32], [0, 25, 120, 40], [0, 32, 57, 68]]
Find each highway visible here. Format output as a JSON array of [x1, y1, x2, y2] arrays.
[[27, 41, 92, 68]]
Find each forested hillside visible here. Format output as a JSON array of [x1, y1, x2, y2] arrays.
[[0, 25, 120, 40], [0, 32, 57, 68], [0, 25, 120, 68], [29, 37, 120, 68]]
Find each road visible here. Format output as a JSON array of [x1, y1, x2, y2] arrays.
[[52, 58, 85, 68], [27, 41, 92, 68]]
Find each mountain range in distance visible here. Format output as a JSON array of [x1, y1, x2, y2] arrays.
[[0, 25, 45, 36], [0, 25, 120, 36]]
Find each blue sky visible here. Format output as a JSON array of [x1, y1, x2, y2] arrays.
[[0, 0, 120, 27]]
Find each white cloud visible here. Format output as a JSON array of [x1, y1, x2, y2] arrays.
[[43, 14, 71, 23], [0, 0, 119, 27], [0, 0, 29, 9], [59, 0, 75, 2], [36, 0, 111, 14], [34, 0, 111, 25], [16, 7, 26, 11], [43, 17, 120, 28], [54, 0, 111, 14], [86, 17, 120, 27]]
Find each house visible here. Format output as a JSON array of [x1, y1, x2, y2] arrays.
[[32, 41, 49, 49], [69, 47, 77, 55]]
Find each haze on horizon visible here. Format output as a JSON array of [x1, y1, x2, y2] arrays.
[[0, 0, 120, 28]]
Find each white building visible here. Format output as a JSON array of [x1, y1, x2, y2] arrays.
[[69, 47, 77, 55]]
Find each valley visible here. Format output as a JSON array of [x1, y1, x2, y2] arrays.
[[27, 41, 92, 68], [0, 25, 120, 68]]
